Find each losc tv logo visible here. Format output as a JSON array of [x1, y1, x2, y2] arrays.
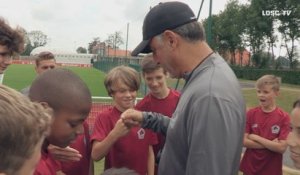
[[262, 10, 292, 16]]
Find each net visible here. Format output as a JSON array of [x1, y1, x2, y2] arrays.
[[86, 97, 142, 133]]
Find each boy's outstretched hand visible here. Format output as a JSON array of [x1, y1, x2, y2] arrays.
[[48, 145, 82, 162], [121, 109, 143, 128]]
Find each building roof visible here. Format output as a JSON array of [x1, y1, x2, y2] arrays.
[[30, 46, 76, 55]]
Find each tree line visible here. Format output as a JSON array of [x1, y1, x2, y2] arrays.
[[202, 0, 299, 69]]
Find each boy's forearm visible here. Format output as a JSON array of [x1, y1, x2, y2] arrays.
[[244, 137, 265, 149], [91, 132, 119, 161], [147, 146, 155, 175], [251, 135, 287, 153]]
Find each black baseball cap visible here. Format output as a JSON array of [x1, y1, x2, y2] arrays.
[[131, 1, 197, 56]]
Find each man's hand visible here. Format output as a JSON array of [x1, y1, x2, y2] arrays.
[[48, 145, 82, 162], [121, 109, 143, 127]]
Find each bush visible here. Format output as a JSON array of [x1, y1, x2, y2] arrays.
[[231, 66, 300, 85]]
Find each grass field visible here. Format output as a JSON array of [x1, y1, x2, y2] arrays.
[[3, 64, 108, 96], [3, 64, 300, 174]]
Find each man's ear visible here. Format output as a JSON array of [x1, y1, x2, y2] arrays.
[[163, 30, 178, 49]]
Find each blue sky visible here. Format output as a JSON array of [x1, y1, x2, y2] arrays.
[[0, 0, 252, 53]]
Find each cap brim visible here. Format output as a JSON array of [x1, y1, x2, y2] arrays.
[[131, 39, 151, 56]]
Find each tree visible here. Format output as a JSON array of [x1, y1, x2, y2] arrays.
[[275, 0, 300, 69], [27, 30, 48, 48], [76, 47, 87, 54], [251, 51, 272, 68], [203, 0, 246, 65], [22, 42, 34, 56], [105, 31, 124, 57], [219, 0, 246, 64], [88, 37, 101, 54]]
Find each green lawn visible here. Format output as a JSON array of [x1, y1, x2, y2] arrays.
[[3, 64, 108, 96], [242, 80, 300, 113], [94, 159, 104, 174]]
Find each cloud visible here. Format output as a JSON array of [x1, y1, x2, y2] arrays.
[[0, 0, 257, 53]]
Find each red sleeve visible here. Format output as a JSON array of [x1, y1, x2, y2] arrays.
[[245, 109, 253, 134], [90, 113, 110, 143], [278, 112, 291, 140], [135, 96, 149, 111], [147, 129, 158, 145]]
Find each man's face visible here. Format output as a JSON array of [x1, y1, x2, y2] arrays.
[[15, 138, 43, 175], [150, 35, 179, 78], [143, 68, 168, 97], [288, 108, 300, 169], [48, 109, 88, 148], [35, 59, 56, 74], [0, 45, 12, 74]]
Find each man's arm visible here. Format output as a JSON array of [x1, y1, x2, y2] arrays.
[[91, 119, 130, 161], [121, 109, 171, 136], [141, 112, 170, 135]]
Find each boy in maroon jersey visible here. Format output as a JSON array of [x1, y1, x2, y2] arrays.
[[135, 54, 180, 174], [240, 74, 290, 175], [29, 68, 92, 175], [91, 65, 157, 175]]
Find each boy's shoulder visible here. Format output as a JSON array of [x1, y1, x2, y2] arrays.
[[247, 106, 289, 118], [274, 107, 290, 118], [96, 106, 121, 119], [135, 94, 152, 110], [34, 150, 61, 175], [247, 106, 261, 113], [169, 88, 181, 97]]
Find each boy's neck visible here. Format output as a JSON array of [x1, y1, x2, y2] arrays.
[[115, 105, 131, 113], [261, 104, 277, 113], [152, 87, 170, 99]]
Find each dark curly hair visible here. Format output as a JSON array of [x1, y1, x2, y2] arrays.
[[0, 18, 24, 55]]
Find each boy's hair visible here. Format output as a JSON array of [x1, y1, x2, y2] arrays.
[[141, 53, 167, 75], [255, 74, 281, 91], [0, 18, 24, 55], [104, 65, 140, 97], [29, 68, 91, 114], [102, 167, 138, 175], [35, 51, 56, 66], [0, 85, 51, 174]]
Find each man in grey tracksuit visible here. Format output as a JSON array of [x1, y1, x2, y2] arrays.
[[122, 1, 246, 175]]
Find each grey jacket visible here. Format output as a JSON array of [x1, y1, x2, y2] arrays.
[[141, 53, 246, 175]]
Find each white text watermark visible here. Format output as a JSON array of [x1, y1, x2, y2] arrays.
[[262, 10, 292, 16]]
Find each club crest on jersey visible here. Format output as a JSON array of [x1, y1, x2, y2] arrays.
[[271, 125, 280, 134], [137, 128, 145, 139], [252, 123, 258, 128]]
